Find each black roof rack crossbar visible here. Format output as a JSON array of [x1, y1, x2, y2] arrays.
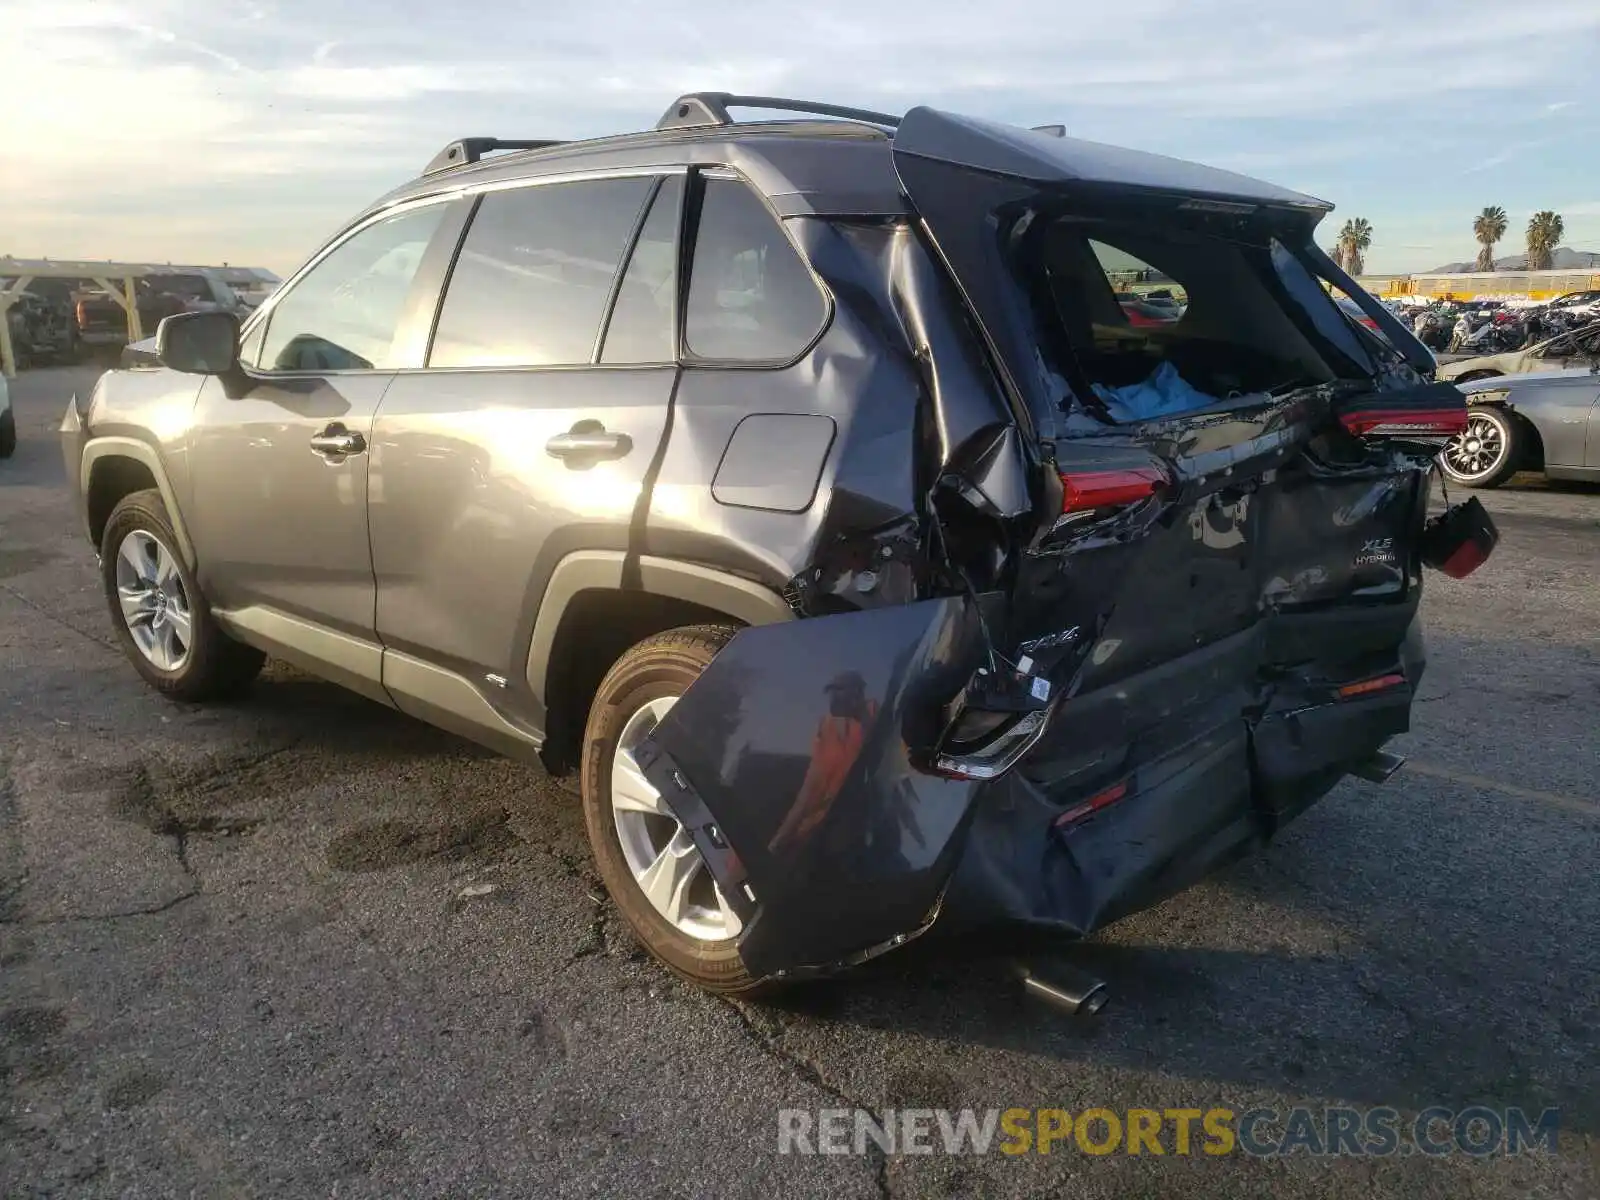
[[423, 137, 567, 176], [656, 92, 901, 131]]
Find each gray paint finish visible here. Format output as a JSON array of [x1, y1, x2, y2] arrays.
[[712, 414, 835, 512]]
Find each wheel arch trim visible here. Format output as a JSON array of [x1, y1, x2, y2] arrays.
[[523, 551, 794, 711], [81, 437, 195, 566]]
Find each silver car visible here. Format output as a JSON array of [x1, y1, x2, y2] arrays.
[[0, 373, 13, 458], [1443, 366, 1600, 487], [1436, 319, 1600, 384]]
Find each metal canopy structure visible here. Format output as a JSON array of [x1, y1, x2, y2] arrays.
[[0, 257, 277, 377], [0, 257, 154, 377]]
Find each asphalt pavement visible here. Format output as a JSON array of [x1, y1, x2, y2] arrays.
[[2, 366, 1596, 1199]]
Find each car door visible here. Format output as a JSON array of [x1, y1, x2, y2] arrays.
[[186, 200, 465, 690], [1582, 377, 1600, 468], [368, 171, 681, 735]]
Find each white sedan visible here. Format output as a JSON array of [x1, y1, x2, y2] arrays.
[[0, 374, 13, 458]]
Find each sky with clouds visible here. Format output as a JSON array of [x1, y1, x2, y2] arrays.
[[5, 0, 1598, 276]]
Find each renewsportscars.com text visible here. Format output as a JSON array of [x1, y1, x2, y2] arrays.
[[778, 1106, 1561, 1158]]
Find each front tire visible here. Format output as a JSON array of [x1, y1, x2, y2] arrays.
[[1440, 405, 1521, 488], [580, 624, 762, 994], [101, 490, 265, 701]]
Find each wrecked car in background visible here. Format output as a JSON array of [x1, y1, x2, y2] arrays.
[[62, 93, 1492, 996]]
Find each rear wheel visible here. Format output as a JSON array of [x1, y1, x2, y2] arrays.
[[581, 624, 761, 994], [0, 408, 15, 459], [101, 490, 265, 700], [1441, 406, 1521, 488]]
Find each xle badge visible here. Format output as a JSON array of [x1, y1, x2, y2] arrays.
[[1354, 537, 1397, 567]]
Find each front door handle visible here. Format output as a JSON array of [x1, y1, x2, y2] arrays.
[[546, 423, 632, 462], [309, 424, 366, 458]]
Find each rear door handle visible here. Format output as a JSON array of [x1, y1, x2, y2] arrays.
[[309, 424, 366, 457], [546, 425, 632, 462]]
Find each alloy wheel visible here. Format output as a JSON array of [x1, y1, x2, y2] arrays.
[[114, 529, 193, 671], [610, 696, 742, 942], [1442, 412, 1508, 483]]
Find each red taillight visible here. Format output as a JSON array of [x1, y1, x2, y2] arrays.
[[1338, 408, 1468, 437], [1438, 538, 1490, 579], [1337, 673, 1407, 699], [1360, 316, 1379, 331], [1058, 467, 1165, 514], [75, 300, 87, 325], [1053, 780, 1128, 827]]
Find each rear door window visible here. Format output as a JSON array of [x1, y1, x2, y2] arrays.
[[429, 177, 653, 368], [684, 176, 826, 362], [600, 176, 683, 364]]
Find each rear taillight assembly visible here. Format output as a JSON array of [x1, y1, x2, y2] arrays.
[[1332, 382, 1469, 441], [1420, 496, 1498, 579], [1058, 467, 1166, 514], [1338, 407, 1468, 437]]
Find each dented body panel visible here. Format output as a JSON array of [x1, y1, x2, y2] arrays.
[[633, 115, 1471, 981]]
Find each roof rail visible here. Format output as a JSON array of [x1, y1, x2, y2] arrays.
[[422, 137, 566, 176], [656, 92, 901, 131], [1031, 124, 1067, 138]]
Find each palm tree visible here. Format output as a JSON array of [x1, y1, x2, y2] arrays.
[[1526, 211, 1565, 271], [1337, 218, 1373, 276], [1472, 206, 1508, 271]]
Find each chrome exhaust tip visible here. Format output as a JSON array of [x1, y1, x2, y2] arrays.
[[1012, 960, 1109, 1016], [1351, 750, 1407, 784]]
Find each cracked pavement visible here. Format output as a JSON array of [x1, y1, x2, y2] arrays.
[[2, 366, 1598, 1198]]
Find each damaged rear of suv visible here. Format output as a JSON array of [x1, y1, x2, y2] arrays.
[[67, 93, 1492, 995], [624, 101, 1491, 989]]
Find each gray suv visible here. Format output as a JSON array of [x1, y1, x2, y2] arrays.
[[61, 93, 1481, 994]]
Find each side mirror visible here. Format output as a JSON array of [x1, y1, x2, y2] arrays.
[[155, 310, 240, 375]]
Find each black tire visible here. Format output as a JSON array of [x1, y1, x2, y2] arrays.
[[100, 490, 265, 701], [581, 623, 763, 994], [0, 408, 15, 459], [1440, 405, 1521, 489]]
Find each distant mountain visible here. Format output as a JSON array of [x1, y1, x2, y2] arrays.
[[1428, 246, 1600, 273]]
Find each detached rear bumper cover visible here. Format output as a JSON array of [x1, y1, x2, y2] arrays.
[[639, 595, 1426, 982], [639, 598, 989, 979]]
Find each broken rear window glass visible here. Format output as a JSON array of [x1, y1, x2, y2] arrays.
[[1032, 220, 1344, 418]]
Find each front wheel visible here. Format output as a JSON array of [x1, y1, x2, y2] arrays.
[[101, 490, 265, 700], [1440, 406, 1521, 488], [580, 624, 762, 994]]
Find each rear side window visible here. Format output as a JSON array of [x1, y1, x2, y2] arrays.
[[258, 204, 447, 372], [429, 177, 653, 368], [685, 177, 826, 362], [600, 176, 683, 364]]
